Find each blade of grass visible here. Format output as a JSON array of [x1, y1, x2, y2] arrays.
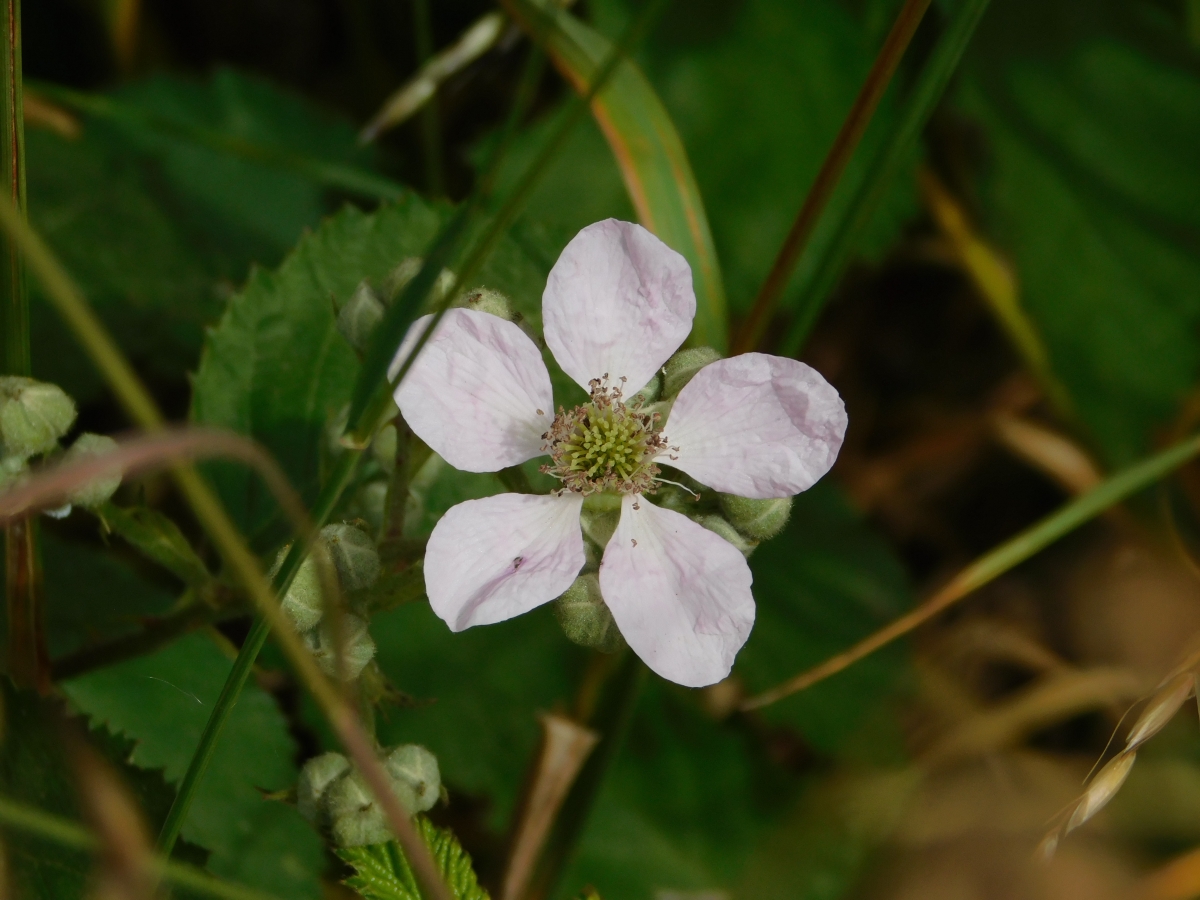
[[742, 431, 1200, 710], [733, 0, 932, 354], [777, 0, 993, 358], [501, 0, 728, 350], [0, 200, 454, 900], [412, 0, 445, 197], [0, 0, 47, 693], [0, 793, 286, 900], [27, 80, 410, 203], [347, 0, 669, 442]]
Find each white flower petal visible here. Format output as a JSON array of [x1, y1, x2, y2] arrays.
[[600, 495, 754, 687], [543, 219, 695, 394], [392, 309, 554, 472], [425, 492, 585, 631], [662, 353, 847, 499]]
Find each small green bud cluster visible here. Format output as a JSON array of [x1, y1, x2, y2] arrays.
[[297, 744, 441, 848], [0, 376, 123, 512], [272, 522, 382, 681]]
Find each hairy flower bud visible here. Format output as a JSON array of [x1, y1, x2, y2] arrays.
[[337, 281, 386, 353], [371, 423, 398, 475], [554, 573, 624, 653], [455, 286, 514, 321], [660, 347, 721, 399], [297, 751, 350, 824], [384, 744, 441, 815], [63, 433, 122, 508], [719, 494, 792, 541], [320, 523, 381, 592], [272, 547, 324, 633], [0, 376, 77, 460], [694, 514, 757, 557], [310, 614, 376, 681], [325, 744, 443, 847]]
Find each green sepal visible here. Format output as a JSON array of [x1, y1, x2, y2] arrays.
[[98, 502, 213, 588]]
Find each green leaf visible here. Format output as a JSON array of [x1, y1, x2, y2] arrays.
[[190, 198, 553, 539], [0, 681, 90, 900], [337, 817, 490, 900], [42, 531, 178, 659], [503, 0, 728, 350], [62, 620, 323, 897], [958, 6, 1200, 463], [735, 482, 914, 757], [28, 68, 377, 401], [99, 503, 213, 588], [370, 605, 585, 830]]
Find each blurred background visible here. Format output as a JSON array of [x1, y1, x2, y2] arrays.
[[7, 0, 1200, 898]]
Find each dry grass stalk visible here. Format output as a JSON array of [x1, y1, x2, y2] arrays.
[[501, 714, 599, 900], [1041, 662, 1199, 856], [991, 414, 1103, 497]]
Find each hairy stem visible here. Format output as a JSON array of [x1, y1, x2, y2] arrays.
[[733, 0, 932, 354]]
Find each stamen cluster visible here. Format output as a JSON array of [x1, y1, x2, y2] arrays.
[[542, 377, 666, 495]]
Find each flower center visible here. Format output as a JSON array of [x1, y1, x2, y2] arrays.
[[543, 378, 667, 495]]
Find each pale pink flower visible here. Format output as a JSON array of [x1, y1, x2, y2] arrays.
[[392, 219, 846, 687]]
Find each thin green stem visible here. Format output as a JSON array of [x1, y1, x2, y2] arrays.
[[527, 652, 645, 900], [349, 0, 668, 442], [28, 81, 409, 203], [733, 0, 932, 354], [156, 447, 363, 856], [743, 430, 1200, 710], [0, 196, 452, 900], [411, 0, 445, 197], [777, 0, 993, 357], [0, 793, 287, 900]]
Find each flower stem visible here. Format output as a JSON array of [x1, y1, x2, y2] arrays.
[[525, 651, 645, 900], [733, 0, 932, 354], [777, 0, 993, 358], [156, 446, 363, 857], [0, 0, 47, 693]]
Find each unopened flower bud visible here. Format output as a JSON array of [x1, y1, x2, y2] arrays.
[[327, 768, 390, 847], [384, 744, 441, 815], [350, 480, 388, 538], [337, 281, 386, 353], [694, 514, 757, 557], [381, 257, 423, 303], [371, 424, 397, 474], [297, 751, 350, 824], [0, 376, 77, 460], [0, 455, 26, 492], [719, 494, 792, 541], [320, 523, 381, 591], [554, 574, 624, 653], [272, 547, 324, 632], [310, 614, 376, 681], [63, 433, 122, 508], [660, 347, 721, 398], [455, 286, 514, 321]]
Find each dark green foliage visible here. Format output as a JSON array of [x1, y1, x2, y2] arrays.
[[959, 2, 1200, 463], [737, 482, 913, 757], [63, 630, 324, 897], [338, 817, 490, 900], [99, 503, 213, 588]]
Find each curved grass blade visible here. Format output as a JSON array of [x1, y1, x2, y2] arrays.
[[501, 0, 728, 351], [742, 430, 1200, 710], [777, 0, 993, 357]]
